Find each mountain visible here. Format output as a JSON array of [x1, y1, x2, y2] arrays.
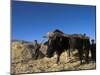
[[12, 39, 32, 43]]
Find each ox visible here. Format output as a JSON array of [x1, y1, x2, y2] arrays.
[[46, 29, 90, 64]]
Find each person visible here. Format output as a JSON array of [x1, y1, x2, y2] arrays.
[[33, 40, 41, 59], [83, 33, 86, 37], [90, 39, 96, 62]]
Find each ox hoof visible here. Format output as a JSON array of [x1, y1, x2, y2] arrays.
[[56, 62, 61, 65]]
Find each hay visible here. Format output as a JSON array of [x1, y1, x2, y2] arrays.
[[11, 41, 96, 74]]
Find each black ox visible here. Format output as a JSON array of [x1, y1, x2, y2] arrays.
[[46, 30, 90, 64]]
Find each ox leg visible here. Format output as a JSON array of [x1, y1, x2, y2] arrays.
[[85, 49, 89, 63], [67, 48, 74, 62], [66, 49, 71, 62], [56, 53, 61, 64], [78, 49, 83, 64], [70, 48, 74, 59]]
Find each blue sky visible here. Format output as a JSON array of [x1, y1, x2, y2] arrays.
[[12, 1, 96, 42]]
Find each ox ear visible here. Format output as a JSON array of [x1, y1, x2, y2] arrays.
[[43, 35, 48, 38]]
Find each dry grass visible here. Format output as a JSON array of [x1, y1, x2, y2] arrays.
[[11, 41, 96, 74]]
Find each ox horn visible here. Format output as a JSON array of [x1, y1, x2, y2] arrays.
[[40, 39, 45, 45]]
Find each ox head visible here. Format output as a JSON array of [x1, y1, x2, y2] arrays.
[[45, 32, 63, 58], [45, 32, 57, 58]]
